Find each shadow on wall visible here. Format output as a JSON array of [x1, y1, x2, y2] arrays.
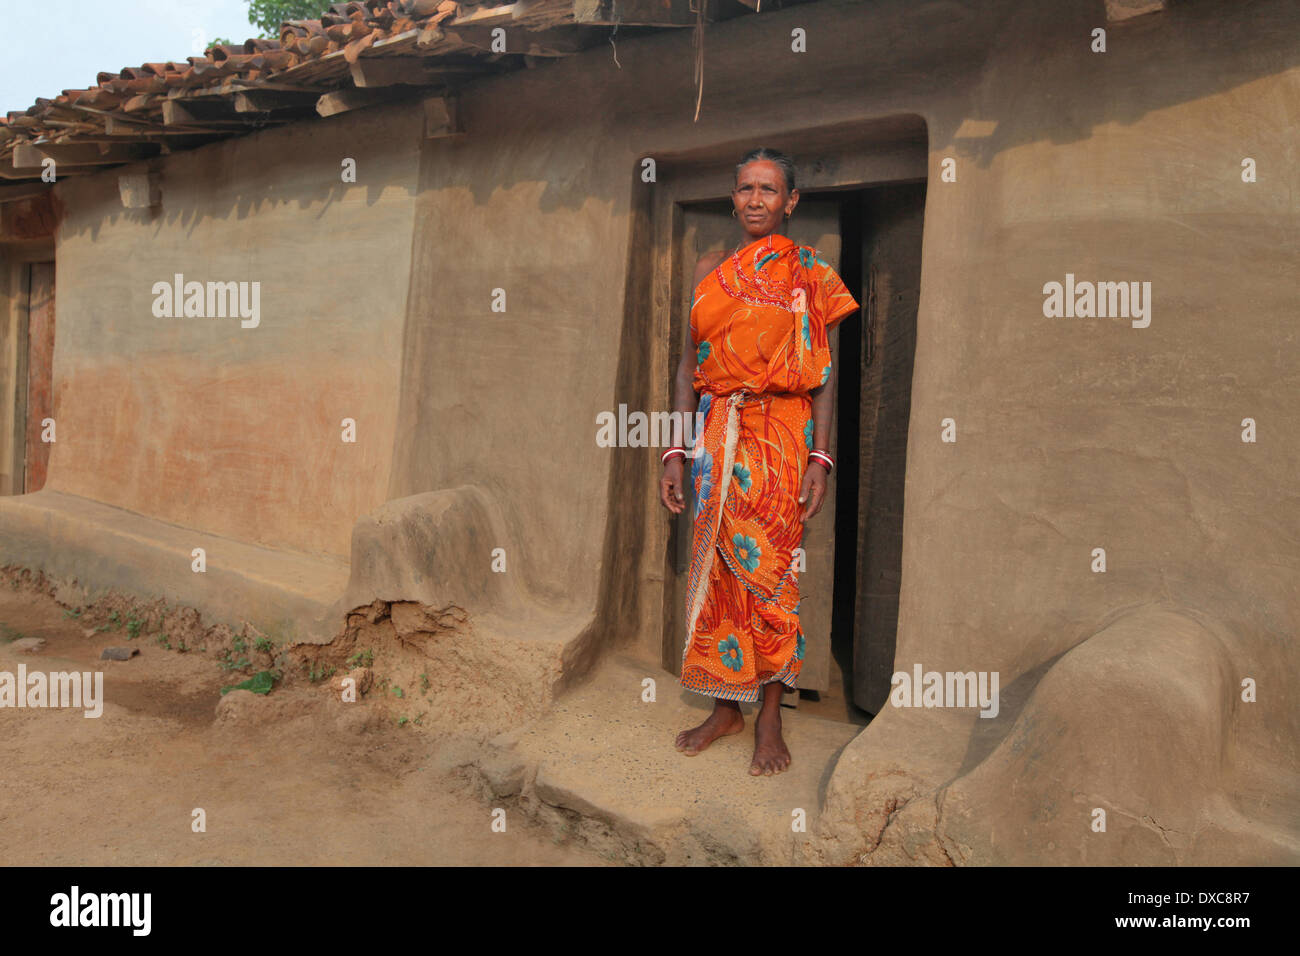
[[335, 484, 527, 618]]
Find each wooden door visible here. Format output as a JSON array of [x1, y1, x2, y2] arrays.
[[852, 184, 924, 713], [23, 261, 54, 492]]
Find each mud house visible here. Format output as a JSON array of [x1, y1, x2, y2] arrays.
[[1, 0, 1296, 864]]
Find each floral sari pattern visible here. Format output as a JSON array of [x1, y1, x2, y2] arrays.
[[682, 233, 858, 701]]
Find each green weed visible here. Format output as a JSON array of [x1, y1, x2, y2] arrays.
[[220, 670, 275, 696], [218, 646, 251, 672], [306, 661, 336, 683]]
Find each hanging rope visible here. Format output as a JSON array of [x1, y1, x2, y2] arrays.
[[692, 0, 706, 121], [609, 3, 621, 69]]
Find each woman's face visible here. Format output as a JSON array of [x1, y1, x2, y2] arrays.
[[732, 159, 799, 238]]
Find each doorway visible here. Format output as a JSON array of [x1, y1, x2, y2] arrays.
[[1, 256, 55, 495], [662, 180, 924, 723]]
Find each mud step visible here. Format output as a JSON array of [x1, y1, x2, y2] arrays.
[[472, 652, 864, 865]]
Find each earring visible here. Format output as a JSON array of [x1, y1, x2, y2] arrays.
[[732, 208, 737, 218]]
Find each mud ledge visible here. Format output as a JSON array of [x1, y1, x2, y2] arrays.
[[0, 489, 346, 643]]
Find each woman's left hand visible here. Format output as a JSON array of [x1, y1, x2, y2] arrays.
[[799, 461, 828, 522]]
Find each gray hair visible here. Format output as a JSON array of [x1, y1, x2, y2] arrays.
[[735, 147, 797, 193]]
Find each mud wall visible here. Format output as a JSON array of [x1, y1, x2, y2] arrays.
[[45, 103, 423, 557]]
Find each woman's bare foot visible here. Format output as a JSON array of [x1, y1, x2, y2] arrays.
[[675, 701, 745, 755], [750, 684, 791, 775]]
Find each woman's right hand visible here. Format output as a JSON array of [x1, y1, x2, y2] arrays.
[[660, 458, 687, 514]]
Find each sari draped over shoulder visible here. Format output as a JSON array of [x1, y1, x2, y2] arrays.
[[682, 233, 859, 701]]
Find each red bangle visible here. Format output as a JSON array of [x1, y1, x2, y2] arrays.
[[661, 447, 687, 464], [809, 449, 834, 472]]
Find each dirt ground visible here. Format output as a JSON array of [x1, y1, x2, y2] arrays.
[[0, 569, 607, 866]]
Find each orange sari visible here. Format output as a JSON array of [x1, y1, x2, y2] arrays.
[[682, 233, 859, 701]]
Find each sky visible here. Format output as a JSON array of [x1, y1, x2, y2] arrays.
[[1, 0, 269, 115]]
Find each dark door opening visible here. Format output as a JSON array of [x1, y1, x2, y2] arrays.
[[834, 183, 925, 721]]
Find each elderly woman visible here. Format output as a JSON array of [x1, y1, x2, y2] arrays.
[[659, 147, 860, 776]]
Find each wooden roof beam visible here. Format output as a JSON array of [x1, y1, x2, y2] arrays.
[[349, 57, 486, 87], [12, 141, 161, 168], [443, 24, 604, 56], [0, 162, 109, 181], [233, 90, 323, 112], [162, 98, 289, 129], [453, 2, 528, 27], [572, 0, 697, 26], [1105, 0, 1166, 22], [316, 88, 394, 117], [104, 114, 222, 137]]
